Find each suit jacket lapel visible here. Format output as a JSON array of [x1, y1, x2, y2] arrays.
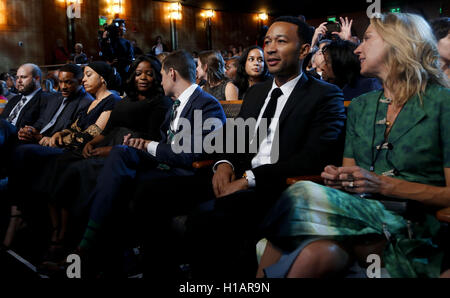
[[253, 80, 273, 117], [160, 86, 202, 143], [178, 86, 201, 121], [278, 74, 309, 125], [17, 90, 42, 125], [3, 94, 21, 117]]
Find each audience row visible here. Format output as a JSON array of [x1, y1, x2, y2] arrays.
[[0, 13, 449, 279]]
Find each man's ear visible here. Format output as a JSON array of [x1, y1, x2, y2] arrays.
[[299, 43, 311, 60], [169, 68, 177, 82]]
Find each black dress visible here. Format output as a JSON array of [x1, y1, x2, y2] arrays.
[[46, 94, 171, 216]]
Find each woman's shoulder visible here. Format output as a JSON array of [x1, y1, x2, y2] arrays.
[[99, 93, 122, 109], [424, 83, 450, 101], [348, 89, 383, 110]]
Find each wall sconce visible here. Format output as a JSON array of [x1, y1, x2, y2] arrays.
[[168, 2, 182, 50], [169, 2, 182, 20], [106, 0, 124, 15], [257, 13, 268, 21], [200, 9, 215, 50], [0, 0, 6, 25], [200, 9, 215, 19], [57, 0, 83, 4]]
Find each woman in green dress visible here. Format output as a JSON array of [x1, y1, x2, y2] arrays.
[[258, 12, 450, 278]]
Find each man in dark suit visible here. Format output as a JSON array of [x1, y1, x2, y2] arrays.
[[0, 63, 57, 173], [0, 64, 55, 130], [186, 16, 346, 278], [68, 50, 226, 276], [16, 64, 93, 145]]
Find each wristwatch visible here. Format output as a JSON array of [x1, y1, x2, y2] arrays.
[[242, 172, 249, 182]]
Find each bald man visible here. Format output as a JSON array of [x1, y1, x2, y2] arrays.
[[0, 63, 56, 129]]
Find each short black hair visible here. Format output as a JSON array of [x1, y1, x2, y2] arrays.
[[430, 17, 450, 41], [59, 64, 83, 80], [322, 39, 360, 88], [272, 16, 314, 46], [162, 50, 196, 83]]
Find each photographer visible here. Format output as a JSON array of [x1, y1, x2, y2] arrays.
[[99, 19, 134, 92]]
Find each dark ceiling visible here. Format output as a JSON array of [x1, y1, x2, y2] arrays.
[[176, 0, 434, 18]]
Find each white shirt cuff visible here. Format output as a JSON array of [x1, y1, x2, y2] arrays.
[[245, 170, 256, 188], [146, 141, 159, 157], [213, 160, 235, 173]]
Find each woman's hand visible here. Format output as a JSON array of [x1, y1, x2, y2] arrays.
[[49, 132, 63, 147], [337, 166, 385, 194], [322, 165, 386, 194], [82, 142, 94, 158], [321, 165, 344, 189], [332, 17, 353, 41], [311, 22, 328, 49], [90, 146, 113, 158]]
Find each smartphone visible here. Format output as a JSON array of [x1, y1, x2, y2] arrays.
[[325, 21, 341, 33], [324, 22, 341, 40]]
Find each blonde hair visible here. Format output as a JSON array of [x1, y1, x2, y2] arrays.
[[371, 13, 449, 106]]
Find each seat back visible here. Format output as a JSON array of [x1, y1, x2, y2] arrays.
[[219, 100, 242, 118]]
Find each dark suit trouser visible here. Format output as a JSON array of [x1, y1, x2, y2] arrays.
[[131, 173, 215, 278], [185, 187, 282, 278], [9, 144, 64, 208], [88, 145, 180, 226], [0, 119, 17, 176], [85, 145, 200, 277]]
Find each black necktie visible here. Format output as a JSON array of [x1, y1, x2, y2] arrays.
[[262, 88, 283, 131]]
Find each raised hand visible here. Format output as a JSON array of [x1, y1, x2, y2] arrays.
[[332, 17, 353, 41]]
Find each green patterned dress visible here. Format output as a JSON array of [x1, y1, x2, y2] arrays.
[[262, 84, 450, 278]]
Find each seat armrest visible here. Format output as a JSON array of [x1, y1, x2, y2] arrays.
[[192, 160, 214, 169], [286, 175, 323, 185], [436, 207, 450, 223]]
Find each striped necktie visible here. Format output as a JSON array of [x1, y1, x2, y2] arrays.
[[7, 95, 27, 124], [166, 99, 181, 144]]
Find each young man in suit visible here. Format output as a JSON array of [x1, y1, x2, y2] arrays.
[[64, 50, 226, 277], [186, 16, 347, 278]]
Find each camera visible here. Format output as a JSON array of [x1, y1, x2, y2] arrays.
[[101, 19, 125, 40]]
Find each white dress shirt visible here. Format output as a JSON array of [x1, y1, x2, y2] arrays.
[[147, 84, 199, 156], [10, 88, 41, 126], [214, 73, 303, 187]]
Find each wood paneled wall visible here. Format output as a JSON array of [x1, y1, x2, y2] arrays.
[[0, 0, 447, 74]]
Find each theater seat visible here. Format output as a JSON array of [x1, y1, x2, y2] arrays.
[[219, 100, 242, 118]]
